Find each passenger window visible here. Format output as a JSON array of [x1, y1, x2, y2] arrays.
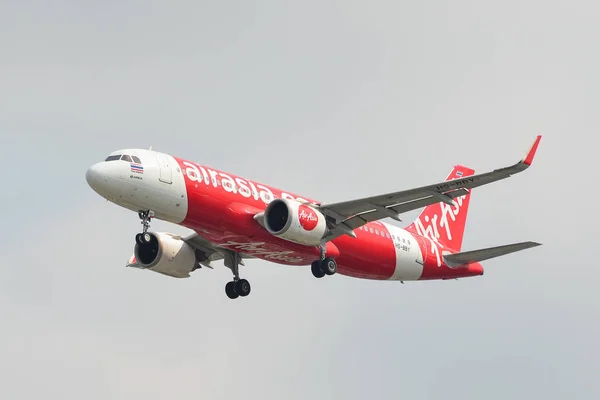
[[121, 155, 132, 162], [132, 156, 141, 164], [105, 155, 121, 161]]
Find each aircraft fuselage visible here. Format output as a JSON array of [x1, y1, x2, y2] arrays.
[[86, 148, 483, 282]]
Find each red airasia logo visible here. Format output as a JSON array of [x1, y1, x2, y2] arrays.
[[298, 205, 319, 231]]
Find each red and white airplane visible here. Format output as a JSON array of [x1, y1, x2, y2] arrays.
[[86, 135, 542, 299]]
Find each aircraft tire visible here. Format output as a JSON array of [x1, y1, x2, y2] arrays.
[[321, 257, 337, 276], [225, 281, 239, 299], [311, 261, 325, 278], [235, 279, 251, 297], [143, 232, 152, 243]]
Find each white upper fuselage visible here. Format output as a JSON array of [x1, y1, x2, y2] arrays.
[[86, 149, 189, 224]]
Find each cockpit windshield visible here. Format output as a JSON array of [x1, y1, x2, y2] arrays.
[[105, 154, 142, 163]]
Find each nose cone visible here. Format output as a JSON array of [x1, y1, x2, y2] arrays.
[[86, 162, 124, 199], [86, 163, 102, 188]]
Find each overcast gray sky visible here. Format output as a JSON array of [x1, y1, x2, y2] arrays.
[[1, 1, 598, 399]]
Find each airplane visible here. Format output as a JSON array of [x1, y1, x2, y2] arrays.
[[85, 135, 542, 299]]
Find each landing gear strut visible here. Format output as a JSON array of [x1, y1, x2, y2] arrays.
[[135, 210, 155, 245], [224, 251, 251, 299], [311, 244, 337, 278]]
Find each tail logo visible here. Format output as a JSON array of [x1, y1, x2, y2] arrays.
[[413, 193, 468, 246]]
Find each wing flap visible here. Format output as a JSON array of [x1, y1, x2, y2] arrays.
[[443, 241, 541, 267]]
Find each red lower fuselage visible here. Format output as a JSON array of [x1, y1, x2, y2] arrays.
[[172, 156, 483, 281]]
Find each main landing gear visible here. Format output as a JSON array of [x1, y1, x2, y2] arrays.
[[311, 244, 337, 278], [135, 210, 155, 245], [224, 251, 251, 299]]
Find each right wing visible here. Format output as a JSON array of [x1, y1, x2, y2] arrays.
[[317, 135, 542, 242]]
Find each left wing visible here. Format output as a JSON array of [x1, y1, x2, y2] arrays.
[[317, 135, 542, 242], [125, 232, 254, 275], [182, 232, 255, 268]]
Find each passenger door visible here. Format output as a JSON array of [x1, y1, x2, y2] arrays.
[[155, 153, 172, 184]]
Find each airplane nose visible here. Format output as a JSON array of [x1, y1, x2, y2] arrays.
[[86, 162, 113, 194], [86, 163, 101, 187], [85, 161, 125, 199]]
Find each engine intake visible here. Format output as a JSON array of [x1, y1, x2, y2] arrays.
[[263, 198, 327, 246], [132, 232, 199, 278]]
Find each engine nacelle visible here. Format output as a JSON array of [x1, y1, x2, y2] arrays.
[[263, 198, 328, 246], [129, 232, 199, 278]]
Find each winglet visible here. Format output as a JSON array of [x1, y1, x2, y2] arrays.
[[522, 135, 542, 166]]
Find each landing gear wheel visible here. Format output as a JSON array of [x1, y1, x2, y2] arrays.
[[135, 232, 153, 245], [311, 260, 325, 278], [223, 251, 251, 299], [321, 257, 337, 276], [225, 281, 239, 299], [235, 279, 251, 297]]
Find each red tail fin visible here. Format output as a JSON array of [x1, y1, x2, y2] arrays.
[[405, 165, 475, 251]]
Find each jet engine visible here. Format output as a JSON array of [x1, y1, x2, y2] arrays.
[[263, 198, 328, 246], [129, 232, 200, 278]]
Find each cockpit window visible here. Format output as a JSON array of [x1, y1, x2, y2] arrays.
[[105, 154, 141, 163]]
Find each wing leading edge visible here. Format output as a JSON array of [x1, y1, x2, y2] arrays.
[[317, 135, 542, 242]]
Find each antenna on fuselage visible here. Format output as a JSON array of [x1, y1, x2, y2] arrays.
[[149, 146, 152, 151]]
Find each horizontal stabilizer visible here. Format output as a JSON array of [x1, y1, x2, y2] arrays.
[[443, 241, 541, 267]]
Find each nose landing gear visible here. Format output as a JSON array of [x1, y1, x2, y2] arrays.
[[138, 210, 154, 232], [135, 210, 155, 245]]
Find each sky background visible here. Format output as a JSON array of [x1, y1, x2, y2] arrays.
[[1, 0, 598, 399]]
